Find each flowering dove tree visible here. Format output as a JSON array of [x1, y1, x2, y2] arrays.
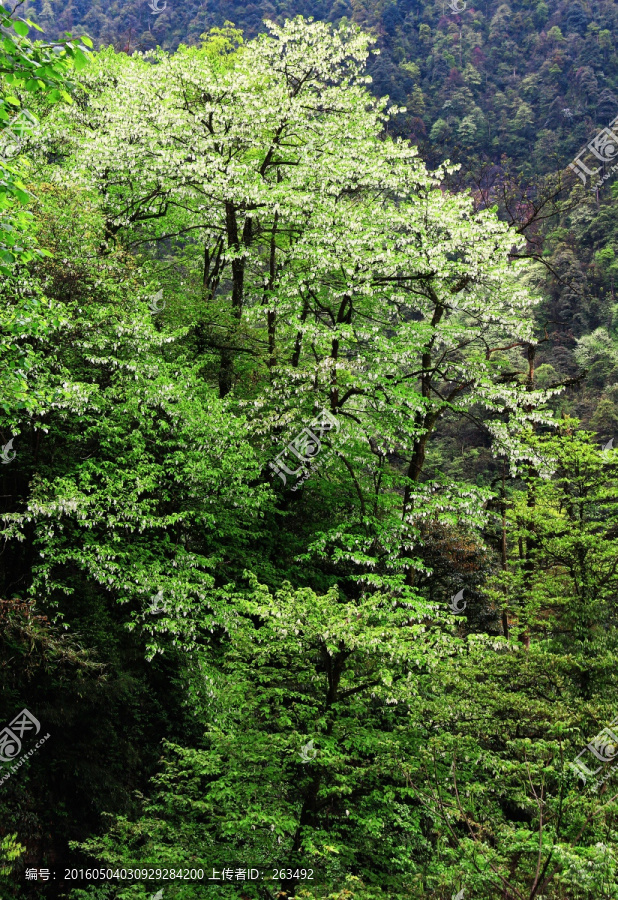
[[41, 18, 557, 598]]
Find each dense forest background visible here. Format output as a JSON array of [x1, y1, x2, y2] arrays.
[[17, 0, 618, 171], [1, 1, 618, 899]]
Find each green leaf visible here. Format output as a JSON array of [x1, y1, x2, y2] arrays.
[[73, 48, 89, 71]]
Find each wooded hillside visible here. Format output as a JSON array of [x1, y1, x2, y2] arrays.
[[1, 4, 618, 900]]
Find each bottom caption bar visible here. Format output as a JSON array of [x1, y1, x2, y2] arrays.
[[25, 866, 316, 883]]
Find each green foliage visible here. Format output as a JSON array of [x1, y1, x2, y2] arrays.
[[2, 9, 618, 900], [0, 835, 24, 878], [0, 1, 92, 414]]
